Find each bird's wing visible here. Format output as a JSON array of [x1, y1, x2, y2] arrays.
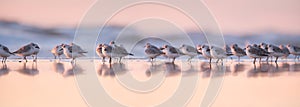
[[235, 47, 246, 55], [186, 46, 198, 53], [3, 46, 12, 54], [272, 46, 284, 53], [14, 45, 31, 53]]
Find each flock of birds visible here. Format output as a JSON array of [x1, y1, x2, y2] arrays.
[[0, 41, 300, 64]]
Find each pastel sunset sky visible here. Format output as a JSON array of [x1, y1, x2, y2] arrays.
[[0, 0, 299, 34]]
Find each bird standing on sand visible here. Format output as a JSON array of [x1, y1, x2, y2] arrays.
[[62, 43, 87, 63], [245, 45, 269, 64], [160, 45, 182, 63], [51, 44, 64, 60], [267, 44, 284, 63], [0, 44, 13, 63], [179, 44, 201, 62], [13, 43, 35, 62], [210, 46, 228, 63], [31, 43, 40, 62], [144, 43, 164, 62], [287, 44, 300, 60], [198, 45, 213, 63], [279, 45, 290, 60], [96, 44, 106, 62], [230, 44, 246, 62], [102, 41, 134, 63]]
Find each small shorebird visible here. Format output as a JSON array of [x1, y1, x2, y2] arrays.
[[160, 45, 183, 63], [279, 45, 290, 60], [179, 44, 201, 62], [267, 44, 284, 63], [287, 44, 300, 60], [96, 44, 106, 62], [210, 46, 227, 63], [197, 44, 212, 63], [51, 44, 64, 59], [245, 45, 269, 64], [0, 44, 13, 63], [259, 43, 271, 62], [62, 43, 87, 63], [230, 44, 246, 62], [102, 42, 133, 63], [31, 43, 40, 62], [13, 43, 35, 62], [144, 43, 164, 62]]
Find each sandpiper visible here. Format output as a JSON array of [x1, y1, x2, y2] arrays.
[[286, 44, 300, 60], [31, 43, 40, 62], [51, 44, 64, 59], [210, 46, 227, 63], [160, 45, 183, 63], [144, 43, 163, 62], [197, 44, 212, 63], [245, 45, 269, 64], [13, 43, 35, 62], [279, 45, 290, 60], [62, 43, 87, 63], [230, 44, 246, 62], [179, 44, 201, 62], [96, 44, 106, 62], [102, 43, 133, 63], [0, 44, 13, 63], [267, 44, 284, 63], [259, 43, 271, 62]]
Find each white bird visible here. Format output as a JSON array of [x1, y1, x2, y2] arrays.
[[230, 44, 246, 62], [51, 44, 64, 59], [144, 43, 163, 62], [31, 43, 40, 62], [62, 43, 87, 63], [245, 45, 269, 64], [279, 45, 290, 60], [197, 44, 212, 63], [210, 46, 227, 63], [0, 44, 13, 63], [102, 42, 133, 63], [160, 45, 183, 63], [179, 44, 201, 62], [267, 44, 284, 63], [287, 44, 300, 60], [96, 44, 106, 62], [13, 43, 35, 62]]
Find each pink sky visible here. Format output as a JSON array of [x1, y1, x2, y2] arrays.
[[0, 0, 299, 34]]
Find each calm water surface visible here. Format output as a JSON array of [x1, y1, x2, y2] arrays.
[[0, 59, 300, 107]]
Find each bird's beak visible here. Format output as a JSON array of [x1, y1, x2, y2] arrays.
[[160, 47, 165, 50]]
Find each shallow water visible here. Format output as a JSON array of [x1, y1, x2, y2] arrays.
[[0, 59, 300, 107]]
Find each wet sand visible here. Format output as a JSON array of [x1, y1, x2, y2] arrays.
[[0, 59, 300, 107]]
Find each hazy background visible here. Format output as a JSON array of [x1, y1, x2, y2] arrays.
[[0, 0, 299, 58]]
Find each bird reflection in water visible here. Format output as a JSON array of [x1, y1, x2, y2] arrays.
[[247, 62, 281, 77], [145, 63, 164, 77], [230, 63, 246, 76], [164, 62, 181, 77], [63, 63, 84, 77], [199, 62, 211, 78], [52, 61, 65, 74], [98, 63, 128, 77], [16, 62, 39, 76], [182, 63, 198, 76], [0, 63, 9, 76]]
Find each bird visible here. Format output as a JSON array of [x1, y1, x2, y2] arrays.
[[96, 44, 106, 62], [160, 45, 183, 63], [62, 43, 87, 63], [259, 43, 271, 62], [230, 44, 246, 62], [0, 44, 13, 63], [279, 45, 290, 60], [179, 44, 201, 62], [287, 44, 300, 60], [245, 45, 269, 64], [31, 43, 40, 62], [267, 44, 284, 63], [51, 44, 64, 60], [144, 43, 164, 62], [197, 44, 213, 63], [110, 41, 134, 63], [13, 43, 36, 62], [210, 45, 228, 63]]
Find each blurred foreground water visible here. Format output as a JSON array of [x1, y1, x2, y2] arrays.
[[0, 59, 300, 107]]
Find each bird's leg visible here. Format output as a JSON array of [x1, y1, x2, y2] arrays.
[[216, 59, 220, 63], [119, 57, 122, 63], [209, 58, 212, 64], [238, 57, 240, 63], [259, 58, 262, 63], [24, 57, 28, 62], [1, 57, 4, 63], [266, 56, 269, 62], [172, 58, 175, 63], [275, 57, 279, 63], [109, 57, 112, 64], [253, 58, 256, 64], [4, 57, 7, 63], [102, 57, 105, 63]]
